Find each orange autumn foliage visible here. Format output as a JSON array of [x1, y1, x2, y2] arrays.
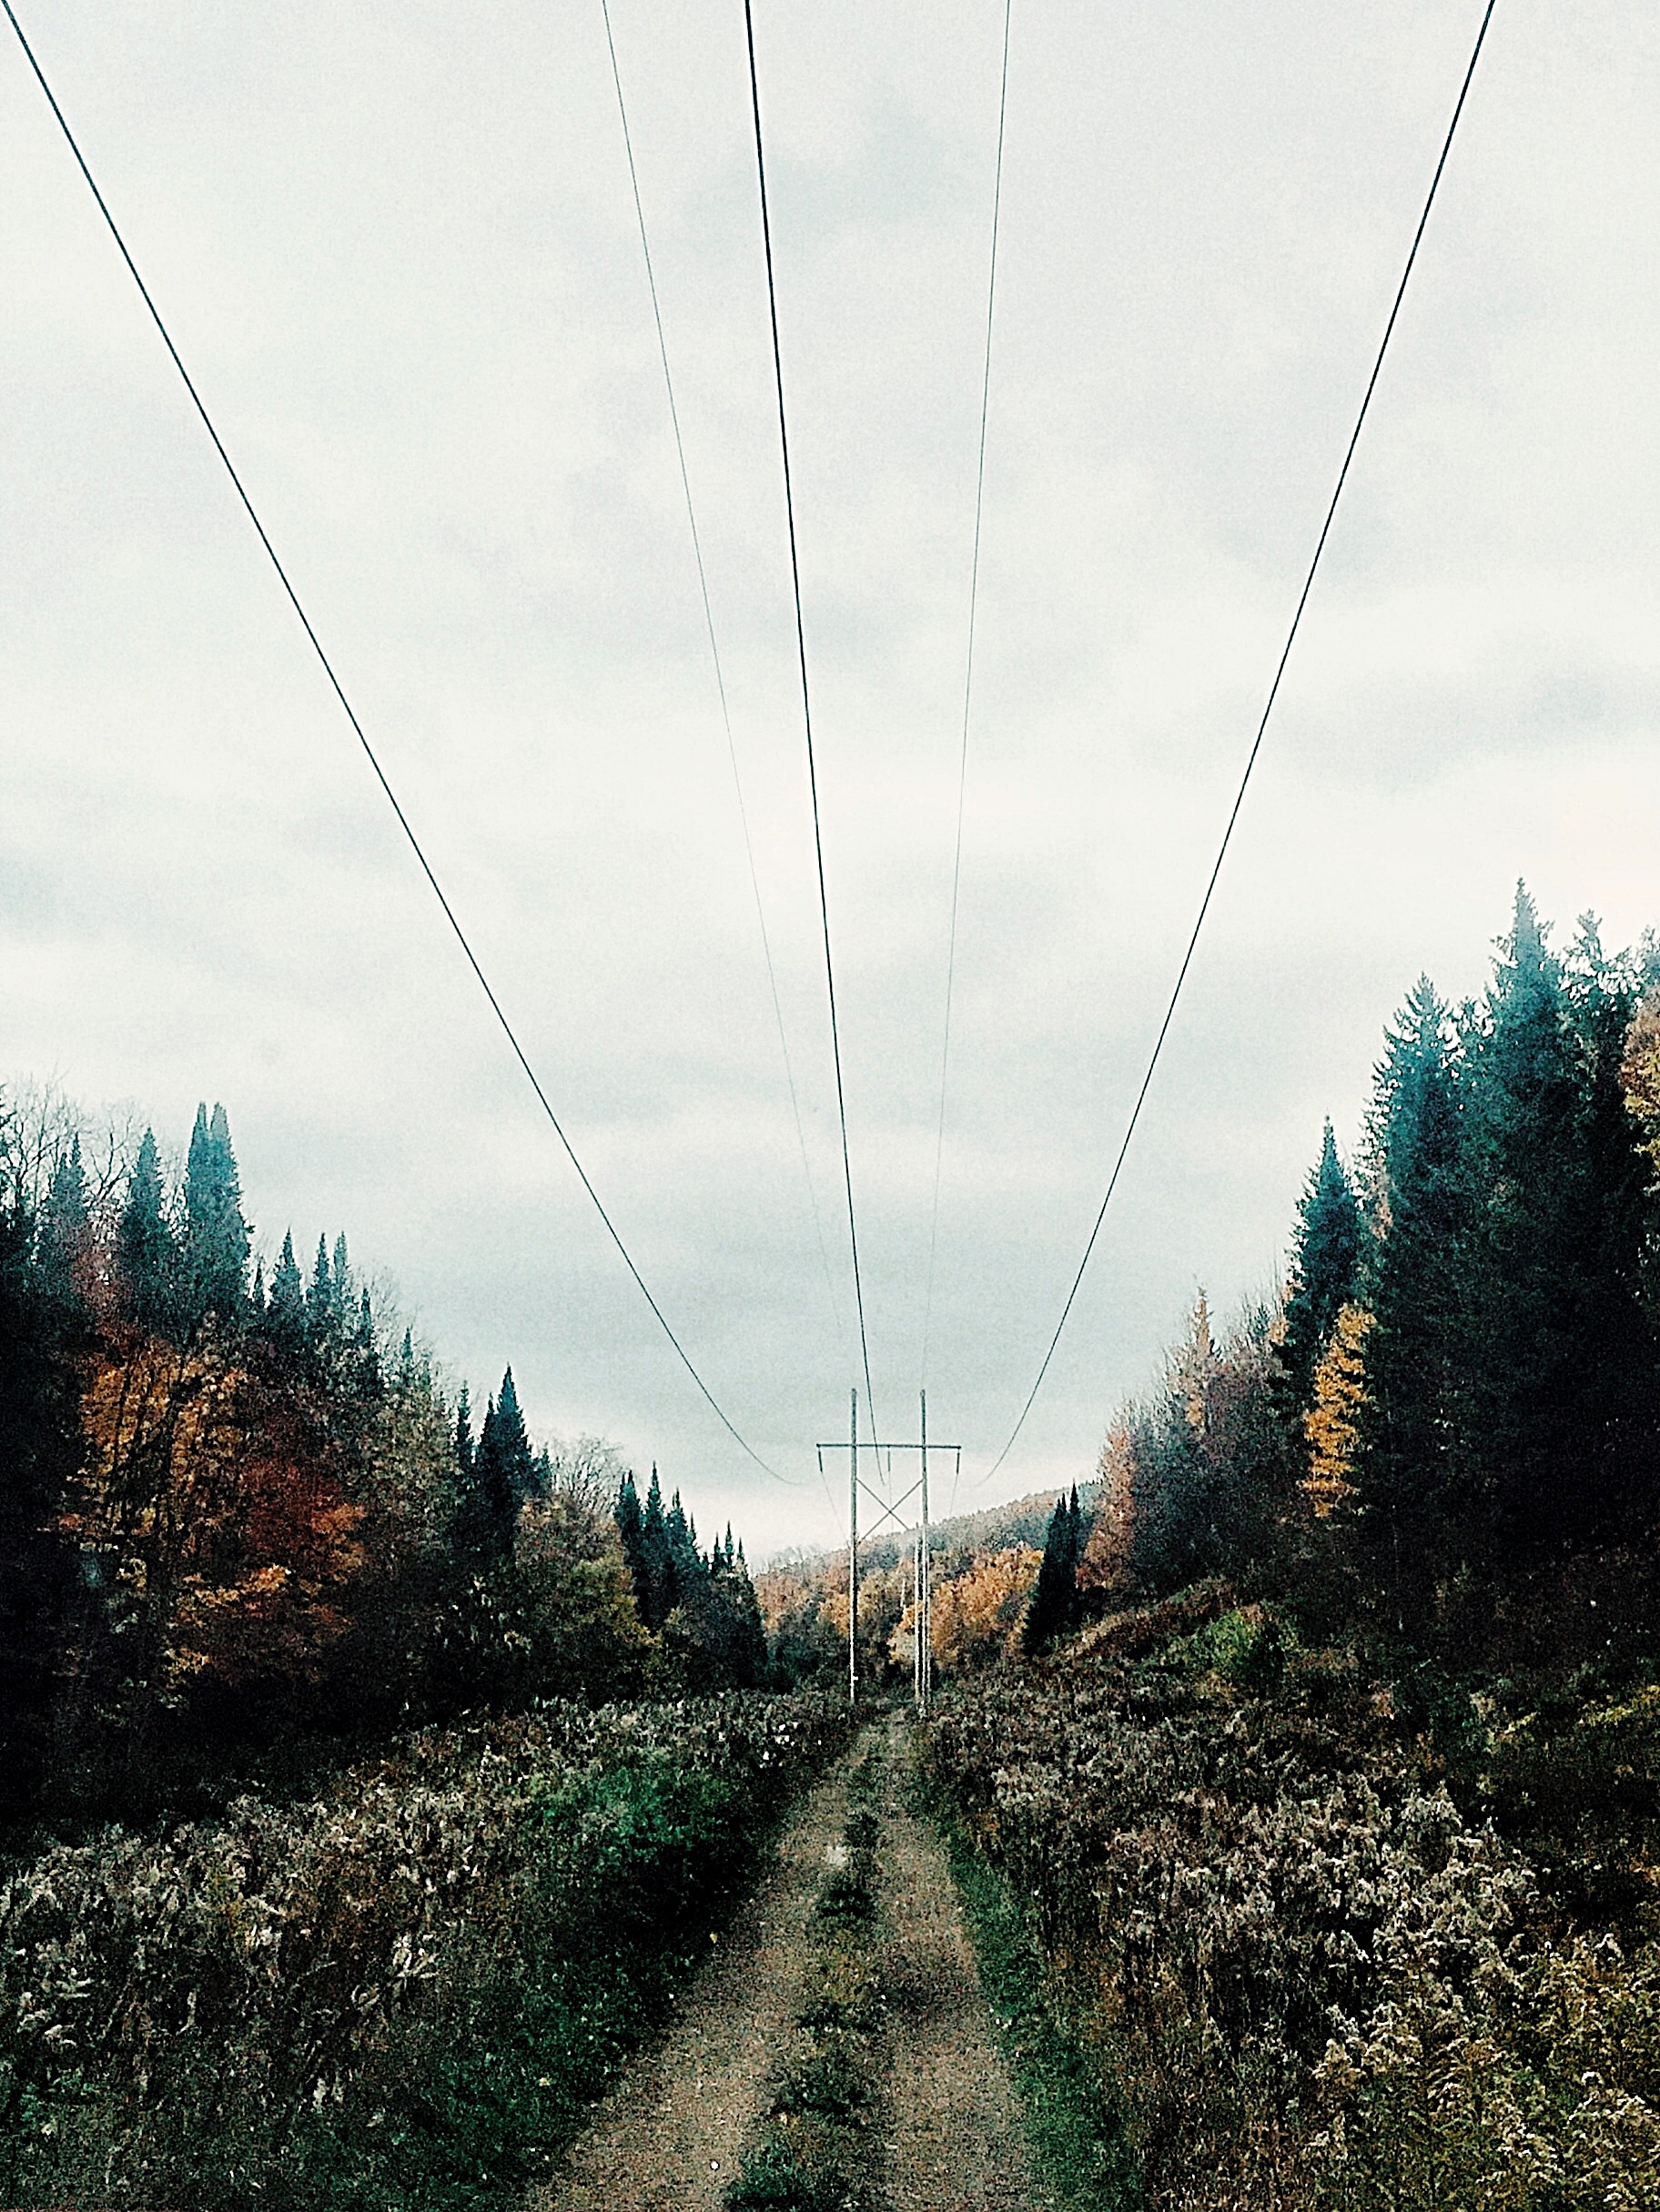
[[929, 1544, 1040, 1672], [70, 1328, 367, 1696]]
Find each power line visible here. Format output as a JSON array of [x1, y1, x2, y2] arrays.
[[982, 0, 1500, 1487], [743, 0, 881, 1445], [3, 0, 792, 1485], [596, 0, 847, 1369], [922, 0, 1013, 1398]]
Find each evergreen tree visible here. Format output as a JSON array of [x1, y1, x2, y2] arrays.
[[614, 1470, 648, 1611], [1277, 1122, 1362, 1413], [639, 1465, 674, 1629], [37, 1136, 88, 1307], [1359, 974, 1473, 1587], [665, 1488, 706, 1607], [182, 1102, 248, 1326], [307, 1234, 334, 1342], [353, 1288, 380, 1394], [490, 1369, 535, 1506], [1464, 889, 1594, 1557], [457, 1393, 513, 1561], [454, 1383, 475, 1474], [1023, 1490, 1084, 1652], [119, 1127, 176, 1331], [462, 1369, 533, 1560], [267, 1230, 306, 1346], [1561, 916, 1660, 1542], [1466, 894, 1660, 1558]]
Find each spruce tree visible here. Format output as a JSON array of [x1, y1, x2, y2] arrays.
[[1360, 974, 1472, 1587], [267, 1230, 306, 1346], [639, 1466, 674, 1629], [1023, 1492, 1083, 1652], [454, 1384, 475, 1474], [119, 1128, 176, 1331], [464, 1369, 533, 1559], [354, 1288, 380, 1393], [491, 1369, 535, 1506], [614, 1470, 648, 1611], [1464, 889, 1589, 1558], [182, 1102, 249, 1326], [37, 1136, 88, 1307], [307, 1234, 334, 1342], [1277, 1122, 1362, 1414], [460, 1391, 517, 1560]]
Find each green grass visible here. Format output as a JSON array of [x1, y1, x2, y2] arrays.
[[926, 1781, 1139, 2212]]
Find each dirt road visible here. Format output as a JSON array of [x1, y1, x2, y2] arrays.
[[536, 1717, 1057, 2212]]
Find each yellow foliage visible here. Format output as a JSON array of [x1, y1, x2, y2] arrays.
[[1079, 1424, 1135, 1593], [929, 1545, 1041, 1672], [1302, 1303, 1374, 1519]]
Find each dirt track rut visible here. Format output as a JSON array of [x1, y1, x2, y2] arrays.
[[536, 1716, 1055, 2212]]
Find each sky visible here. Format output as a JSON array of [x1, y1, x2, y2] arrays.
[[3, 0, 1657, 1561]]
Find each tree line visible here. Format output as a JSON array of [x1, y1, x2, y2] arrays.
[[1013, 887, 1660, 1664], [0, 1091, 765, 1834]]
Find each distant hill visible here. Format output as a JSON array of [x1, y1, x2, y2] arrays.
[[765, 1479, 1100, 1578]]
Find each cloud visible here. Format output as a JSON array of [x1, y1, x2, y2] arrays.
[[3, 0, 1656, 1555]]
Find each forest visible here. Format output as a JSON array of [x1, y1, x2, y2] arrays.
[[916, 888, 1660, 2209], [5, 884, 1660, 2208], [0, 1091, 770, 1846]]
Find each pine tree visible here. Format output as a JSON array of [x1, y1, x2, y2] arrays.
[[182, 1102, 248, 1326], [119, 1128, 176, 1331], [454, 1384, 475, 1474], [1277, 1122, 1362, 1414]]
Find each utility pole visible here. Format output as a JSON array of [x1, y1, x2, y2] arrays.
[[847, 1387, 858, 1706], [919, 1388, 932, 1713], [816, 1393, 957, 1715]]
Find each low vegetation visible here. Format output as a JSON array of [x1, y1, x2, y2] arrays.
[[1, 1691, 848, 2207]]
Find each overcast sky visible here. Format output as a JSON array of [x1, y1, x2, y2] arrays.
[[4, 0, 1657, 1558]]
